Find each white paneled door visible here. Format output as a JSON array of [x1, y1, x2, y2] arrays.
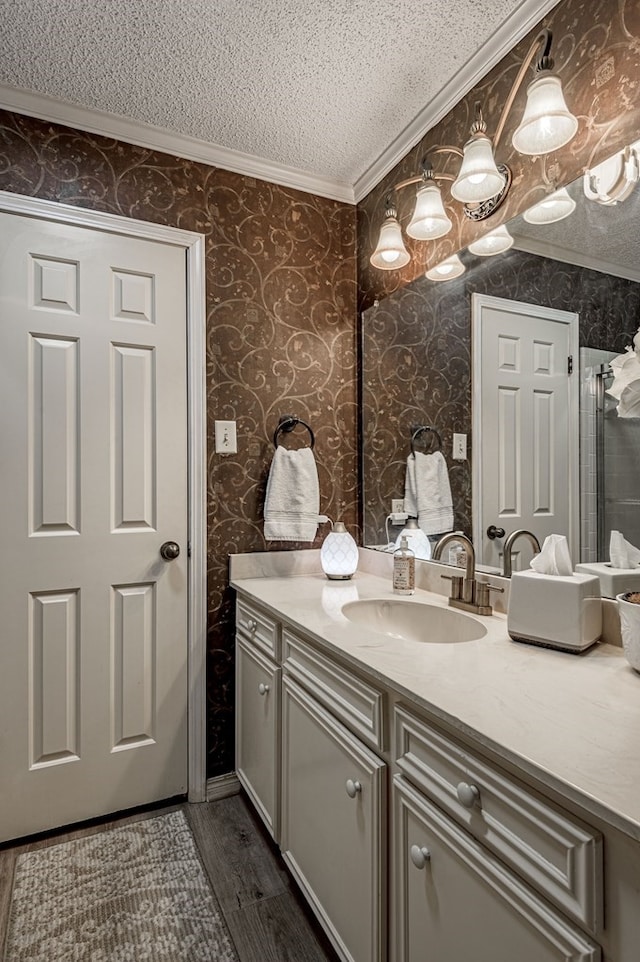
[[0, 212, 189, 842], [472, 294, 579, 572]]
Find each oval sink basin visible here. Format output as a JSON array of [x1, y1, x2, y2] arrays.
[[341, 599, 487, 643]]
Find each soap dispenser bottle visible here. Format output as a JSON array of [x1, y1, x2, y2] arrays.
[[393, 535, 415, 595]]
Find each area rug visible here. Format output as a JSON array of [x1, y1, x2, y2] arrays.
[[3, 810, 238, 962]]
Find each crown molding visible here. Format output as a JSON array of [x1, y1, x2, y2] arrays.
[[0, 84, 356, 205], [352, 0, 562, 204], [0, 1, 559, 209], [512, 235, 640, 284]]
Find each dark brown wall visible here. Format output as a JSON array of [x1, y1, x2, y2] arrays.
[[0, 110, 357, 776], [362, 248, 640, 545], [357, 0, 640, 311], [2, 0, 637, 781]]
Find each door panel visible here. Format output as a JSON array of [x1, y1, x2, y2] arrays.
[[281, 676, 386, 962], [0, 212, 189, 841], [473, 295, 578, 570], [393, 776, 600, 962]]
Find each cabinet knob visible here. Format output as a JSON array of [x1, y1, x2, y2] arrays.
[[456, 781, 480, 808], [244, 619, 257, 633], [258, 683, 270, 695], [410, 844, 431, 870], [345, 778, 362, 798]]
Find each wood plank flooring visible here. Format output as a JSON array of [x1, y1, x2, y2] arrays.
[[0, 791, 340, 962]]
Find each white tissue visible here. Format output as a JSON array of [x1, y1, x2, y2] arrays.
[[609, 530, 640, 568], [606, 328, 640, 418], [529, 534, 573, 576]]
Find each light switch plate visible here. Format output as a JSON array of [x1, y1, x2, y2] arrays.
[[214, 420, 237, 454], [452, 433, 467, 460]]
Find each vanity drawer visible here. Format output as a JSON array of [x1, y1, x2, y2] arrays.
[[283, 629, 386, 752], [236, 597, 280, 659], [394, 704, 603, 934]]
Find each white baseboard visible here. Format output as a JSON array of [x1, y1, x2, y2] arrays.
[[206, 772, 241, 802]]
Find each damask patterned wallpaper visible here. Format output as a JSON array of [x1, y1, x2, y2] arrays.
[[2, 0, 639, 783], [0, 110, 357, 776], [357, 0, 640, 311], [362, 248, 640, 546]]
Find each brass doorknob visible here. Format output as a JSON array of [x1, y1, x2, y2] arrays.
[[160, 541, 180, 561]]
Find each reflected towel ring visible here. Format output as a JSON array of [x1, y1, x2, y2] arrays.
[[410, 424, 442, 456], [273, 415, 315, 449]]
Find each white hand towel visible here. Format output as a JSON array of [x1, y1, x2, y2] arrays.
[[609, 530, 640, 568], [529, 534, 573, 575], [403, 451, 453, 536], [264, 446, 320, 542]]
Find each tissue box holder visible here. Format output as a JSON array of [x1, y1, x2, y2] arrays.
[[575, 562, 640, 599], [508, 571, 602, 653]]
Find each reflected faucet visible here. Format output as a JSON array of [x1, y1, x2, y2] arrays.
[[502, 530, 542, 577], [432, 533, 476, 603], [433, 533, 503, 616]]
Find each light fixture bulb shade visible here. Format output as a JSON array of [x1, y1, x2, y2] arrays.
[[394, 522, 432, 561], [468, 224, 514, 256], [426, 253, 465, 282], [406, 183, 452, 240], [321, 522, 358, 580], [370, 214, 411, 270], [522, 187, 576, 224], [511, 73, 578, 155], [451, 134, 505, 203]]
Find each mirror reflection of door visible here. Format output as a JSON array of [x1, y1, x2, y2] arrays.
[[472, 294, 579, 572]]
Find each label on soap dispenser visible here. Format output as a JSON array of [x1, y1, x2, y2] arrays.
[[393, 555, 415, 594]]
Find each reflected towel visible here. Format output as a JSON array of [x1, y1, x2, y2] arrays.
[[404, 451, 453, 536], [264, 446, 320, 542]]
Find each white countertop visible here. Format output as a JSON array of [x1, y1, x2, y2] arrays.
[[231, 556, 640, 842]]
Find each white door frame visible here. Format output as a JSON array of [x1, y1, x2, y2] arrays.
[[471, 293, 580, 564], [0, 189, 208, 803]]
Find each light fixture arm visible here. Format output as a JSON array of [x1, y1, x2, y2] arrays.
[[493, 28, 554, 152], [392, 147, 463, 193]]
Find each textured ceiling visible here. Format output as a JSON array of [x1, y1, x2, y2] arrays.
[[0, 0, 556, 200]]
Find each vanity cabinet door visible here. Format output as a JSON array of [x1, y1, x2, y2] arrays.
[[235, 635, 281, 839], [281, 676, 386, 962], [392, 776, 600, 962]]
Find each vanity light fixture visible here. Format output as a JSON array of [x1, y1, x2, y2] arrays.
[[370, 28, 578, 270], [369, 195, 411, 270], [583, 145, 640, 206], [425, 253, 465, 282], [468, 224, 514, 256], [406, 172, 453, 240], [522, 186, 576, 224]]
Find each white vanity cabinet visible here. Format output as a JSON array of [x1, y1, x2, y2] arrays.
[[281, 630, 387, 962], [392, 704, 602, 962], [393, 776, 600, 962], [232, 583, 634, 962], [235, 598, 281, 839]]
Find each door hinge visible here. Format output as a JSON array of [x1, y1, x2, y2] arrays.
[[187, 541, 192, 558], [567, 355, 573, 375]]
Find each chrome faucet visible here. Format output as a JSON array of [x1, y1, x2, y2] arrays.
[[433, 533, 503, 616], [502, 529, 541, 577]]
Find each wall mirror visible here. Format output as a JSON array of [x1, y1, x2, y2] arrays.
[[361, 142, 640, 588]]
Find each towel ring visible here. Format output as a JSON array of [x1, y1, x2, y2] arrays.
[[410, 424, 442, 456], [273, 415, 315, 449]]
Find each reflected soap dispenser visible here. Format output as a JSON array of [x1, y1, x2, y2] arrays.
[[393, 535, 415, 595]]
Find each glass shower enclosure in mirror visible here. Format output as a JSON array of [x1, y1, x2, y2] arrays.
[[361, 147, 640, 578]]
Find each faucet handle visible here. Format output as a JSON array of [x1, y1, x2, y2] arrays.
[[475, 581, 505, 608], [441, 573, 463, 600]]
